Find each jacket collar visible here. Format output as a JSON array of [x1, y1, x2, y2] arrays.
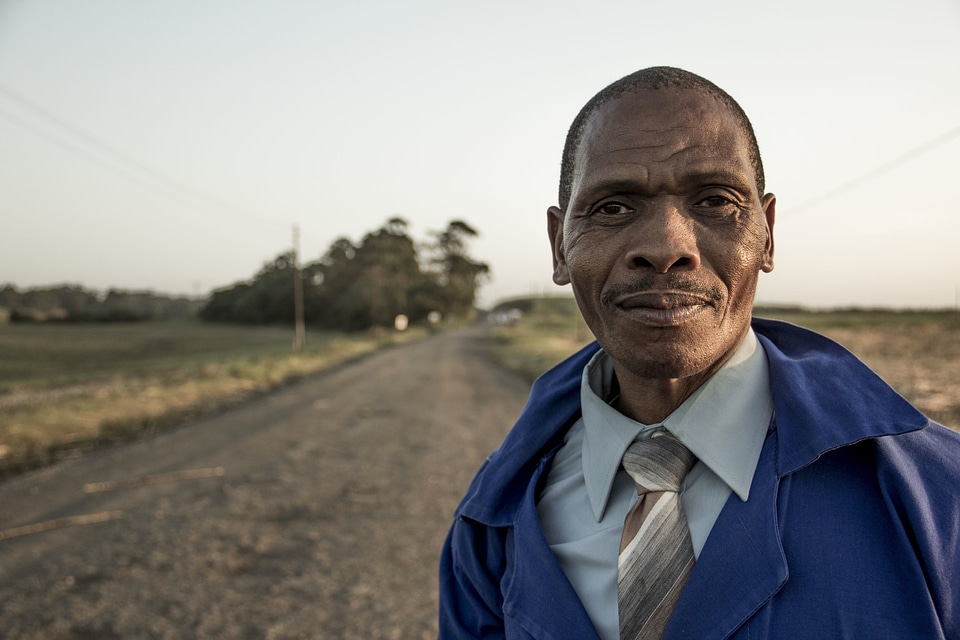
[[459, 318, 929, 527], [751, 317, 929, 476]]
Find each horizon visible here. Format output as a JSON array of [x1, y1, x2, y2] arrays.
[[2, 279, 957, 314]]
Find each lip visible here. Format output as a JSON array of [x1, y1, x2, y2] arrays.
[[611, 291, 713, 326]]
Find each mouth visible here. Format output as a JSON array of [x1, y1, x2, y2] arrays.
[[611, 291, 715, 327]]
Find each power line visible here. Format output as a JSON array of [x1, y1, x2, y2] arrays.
[[0, 105, 212, 213], [790, 124, 960, 215], [0, 83, 278, 228]]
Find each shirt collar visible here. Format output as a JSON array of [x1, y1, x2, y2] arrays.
[[580, 328, 773, 522]]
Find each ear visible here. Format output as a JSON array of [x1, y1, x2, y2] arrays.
[[547, 206, 570, 285], [760, 193, 776, 273]]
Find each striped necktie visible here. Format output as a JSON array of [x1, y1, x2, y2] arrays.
[[618, 431, 697, 640]]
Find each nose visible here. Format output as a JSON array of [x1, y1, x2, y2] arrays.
[[623, 203, 701, 273]]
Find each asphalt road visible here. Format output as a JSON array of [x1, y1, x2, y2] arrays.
[[0, 325, 530, 639]]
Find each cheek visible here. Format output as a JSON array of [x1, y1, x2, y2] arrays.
[[721, 222, 769, 281], [566, 252, 614, 300], [564, 229, 614, 288], [741, 216, 771, 257]]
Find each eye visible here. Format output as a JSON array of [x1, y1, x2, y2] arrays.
[[592, 201, 633, 217], [697, 195, 733, 207], [693, 192, 741, 217]]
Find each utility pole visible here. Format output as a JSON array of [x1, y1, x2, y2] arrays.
[[292, 224, 306, 353]]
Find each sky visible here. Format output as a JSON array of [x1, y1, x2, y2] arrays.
[[0, 0, 958, 310]]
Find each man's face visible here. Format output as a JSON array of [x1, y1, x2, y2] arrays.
[[548, 88, 775, 382]]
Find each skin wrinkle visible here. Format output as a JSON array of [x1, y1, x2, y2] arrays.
[[548, 87, 774, 424]]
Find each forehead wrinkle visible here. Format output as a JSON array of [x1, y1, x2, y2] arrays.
[[604, 143, 695, 167], [576, 144, 724, 193], [569, 154, 651, 204], [580, 119, 715, 168]]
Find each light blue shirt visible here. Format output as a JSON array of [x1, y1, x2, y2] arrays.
[[536, 329, 774, 640]]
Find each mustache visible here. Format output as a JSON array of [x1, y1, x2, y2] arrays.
[[600, 275, 724, 306]]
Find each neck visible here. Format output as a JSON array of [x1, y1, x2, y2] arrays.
[[610, 336, 748, 425], [612, 370, 711, 425]]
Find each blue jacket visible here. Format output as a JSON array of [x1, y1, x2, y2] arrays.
[[439, 318, 960, 639]]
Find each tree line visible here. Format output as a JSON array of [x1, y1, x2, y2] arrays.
[[199, 217, 489, 331], [0, 285, 201, 323]]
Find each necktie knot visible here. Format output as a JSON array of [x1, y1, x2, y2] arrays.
[[621, 432, 695, 493]]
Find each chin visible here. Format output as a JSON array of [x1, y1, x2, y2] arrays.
[[621, 355, 710, 381], [602, 338, 700, 380], [601, 320, 740, 382]]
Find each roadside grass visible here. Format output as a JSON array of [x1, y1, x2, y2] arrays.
[[487, 297, 960, 430], [0, 321, 426, 477], [487, 297, 594, 382]]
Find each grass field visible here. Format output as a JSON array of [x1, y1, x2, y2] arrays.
[[0, 321, 426, 477], [488, 297, 960, 431]]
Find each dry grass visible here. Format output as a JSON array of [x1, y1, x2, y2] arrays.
[[0, 321, 427, 476], [487, 297, 594, 380], [488, 298, 959, 431]]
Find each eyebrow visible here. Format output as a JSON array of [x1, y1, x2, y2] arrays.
[[668, 169, 756, 193]]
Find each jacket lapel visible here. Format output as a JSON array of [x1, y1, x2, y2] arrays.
[[665, 428, 787, 640], [502, 452, 603, 640]]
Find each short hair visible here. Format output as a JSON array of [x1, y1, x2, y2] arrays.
[[558, 66, 765, 211]]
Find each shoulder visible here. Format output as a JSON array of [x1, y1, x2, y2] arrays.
[[873, 421, 960, 517], [832, 423, 960, 625]]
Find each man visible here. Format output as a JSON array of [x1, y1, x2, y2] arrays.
[[438, 67, 960, 639]]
